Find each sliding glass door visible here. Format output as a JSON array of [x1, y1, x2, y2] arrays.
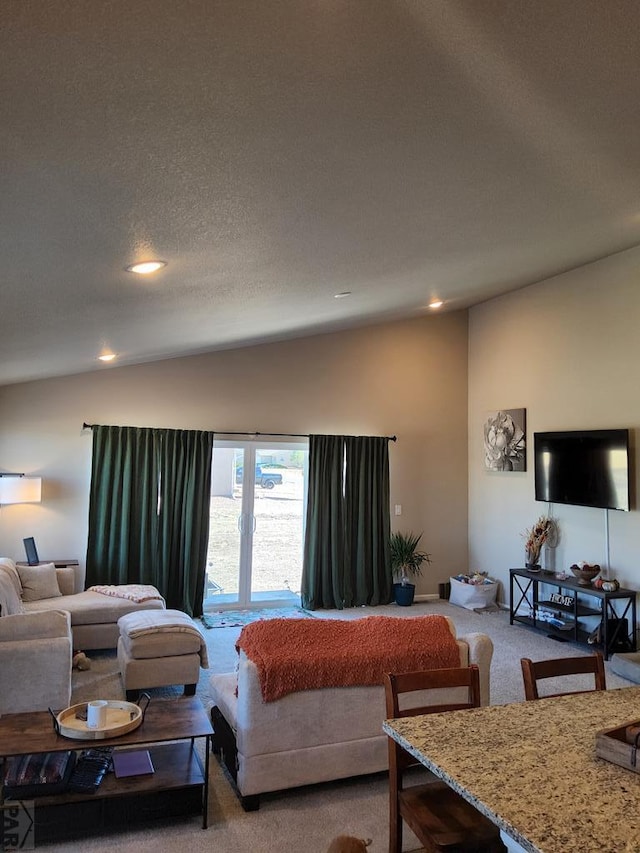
[[205, 439, 308, 609]]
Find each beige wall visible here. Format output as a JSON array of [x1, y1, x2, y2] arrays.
[[0, 312, 469, 595], [469, 245, 640, 599]]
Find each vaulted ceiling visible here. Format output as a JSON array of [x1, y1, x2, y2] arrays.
[[2, 1, 640, 386]]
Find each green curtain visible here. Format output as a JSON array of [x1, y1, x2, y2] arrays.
[[344, 436, 391, 606], [156, 429, 213, 616], [301, 434, 392, 609], [300, 435, 345, 609], [86, 425, 213, 616], [86, 426, 159, 587]]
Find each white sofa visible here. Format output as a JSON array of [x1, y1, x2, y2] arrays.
[[0, 558, 165, 650], [210, 616, 493, 809]]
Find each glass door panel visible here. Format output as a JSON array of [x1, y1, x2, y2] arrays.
[[249, 447, 306, 605], [206, 445, 246, 606], [205, 440, 308, 610]]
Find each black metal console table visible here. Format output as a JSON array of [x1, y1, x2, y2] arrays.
[[509, 568, 637, 659]]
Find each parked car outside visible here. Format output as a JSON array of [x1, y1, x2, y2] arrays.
[[235, 465, 284, 489]]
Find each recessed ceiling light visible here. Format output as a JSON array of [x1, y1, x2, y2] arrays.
[[98, 353, 116, 362], [125, 260, 167, 275], [428, 300, 443, 309], [334, 291, 352, 299]]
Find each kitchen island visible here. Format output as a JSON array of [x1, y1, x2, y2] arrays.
[[383, 686, 640, 853]]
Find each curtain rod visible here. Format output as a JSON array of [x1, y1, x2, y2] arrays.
[[82, 423, 397, 442]]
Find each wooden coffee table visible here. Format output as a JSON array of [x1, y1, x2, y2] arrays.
[[0, 696, 213, 844]]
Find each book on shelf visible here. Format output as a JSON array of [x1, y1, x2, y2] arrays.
[[112, 749, 155, 778]]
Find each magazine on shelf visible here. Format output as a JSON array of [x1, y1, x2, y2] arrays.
[[112, 749, 155, 778]]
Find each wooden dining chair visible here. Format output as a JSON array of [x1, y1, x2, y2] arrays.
[[383, 666, 507, 853], [520, 652, 606, 701]]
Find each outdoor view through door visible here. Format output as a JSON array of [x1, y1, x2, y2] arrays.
[[205, 440, 309, 609]]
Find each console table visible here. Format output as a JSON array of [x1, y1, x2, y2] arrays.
[[510, 568, 637, 659], [0, 696, 212, 845]]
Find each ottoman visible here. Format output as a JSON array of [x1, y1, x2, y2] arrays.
[[117, 609, 208, 700]]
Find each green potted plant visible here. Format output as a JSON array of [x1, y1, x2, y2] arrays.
[[390, 531, 431, 606]]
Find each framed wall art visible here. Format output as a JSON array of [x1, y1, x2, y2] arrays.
[[484, 408, 526, 472]]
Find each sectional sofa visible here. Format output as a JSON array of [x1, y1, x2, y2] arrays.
[[0, 556, 168, 715], [0, 557, 165, 650]]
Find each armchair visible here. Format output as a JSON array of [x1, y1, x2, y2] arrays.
[[0, 610, 73, 715]]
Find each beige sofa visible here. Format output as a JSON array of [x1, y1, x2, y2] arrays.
[[0, 609, 73, 715], [210, 616, 493, 810], [0, 558, 165, 650]]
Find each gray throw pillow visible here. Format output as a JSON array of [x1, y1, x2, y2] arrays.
[[16, 563, 62, 602]]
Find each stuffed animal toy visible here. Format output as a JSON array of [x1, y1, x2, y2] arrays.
[[326, 836, 372, 853], [72, 651, 91, 670]]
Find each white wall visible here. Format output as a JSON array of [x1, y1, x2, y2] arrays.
[[0, 312, 469, 594], [469, 245, 640, 597]]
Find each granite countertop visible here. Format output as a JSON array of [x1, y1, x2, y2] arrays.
[[383, 686, 640, 853]]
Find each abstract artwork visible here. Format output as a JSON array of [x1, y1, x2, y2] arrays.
[[484, 408, 526, 471]]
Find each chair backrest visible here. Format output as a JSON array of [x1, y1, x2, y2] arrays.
[[384, 665, 481, 719], [384, 666, 481, 773], [520, 652, 606, 700]]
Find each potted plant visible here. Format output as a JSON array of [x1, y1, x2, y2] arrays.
[[390, 531, 431, 606]]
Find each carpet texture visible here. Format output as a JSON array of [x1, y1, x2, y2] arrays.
[[52, 601, 634, 853], [201, 606, 313, 629]]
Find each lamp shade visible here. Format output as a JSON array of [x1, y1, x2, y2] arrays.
[[0, 476, 42, 504]]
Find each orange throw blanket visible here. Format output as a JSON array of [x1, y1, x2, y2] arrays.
[[236, 614, 460, 702]]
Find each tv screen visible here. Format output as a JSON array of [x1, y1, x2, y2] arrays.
[[534, 429, 630, 512]]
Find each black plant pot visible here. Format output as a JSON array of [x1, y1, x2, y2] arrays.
[[394, 582, 415, 606]]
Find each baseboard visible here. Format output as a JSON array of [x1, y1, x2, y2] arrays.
[[414, 594, 509, 608]]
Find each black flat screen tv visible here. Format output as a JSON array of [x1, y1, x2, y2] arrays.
[[534, 429, 630, 512]]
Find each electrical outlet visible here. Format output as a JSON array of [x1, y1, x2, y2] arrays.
[[394, 504, 402, 516]]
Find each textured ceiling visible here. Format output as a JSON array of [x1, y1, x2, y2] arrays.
[[2, 0, 640, 385]]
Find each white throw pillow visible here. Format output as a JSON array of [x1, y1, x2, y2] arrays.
[[17, 563, 62, 602]]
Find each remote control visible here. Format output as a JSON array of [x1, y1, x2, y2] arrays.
[[67, 746, 114, 794]]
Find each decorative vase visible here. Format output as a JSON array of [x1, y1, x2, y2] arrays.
[[525, 548, 541, 571]]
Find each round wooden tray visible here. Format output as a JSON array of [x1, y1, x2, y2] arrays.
[[53, 698, 147, 741]]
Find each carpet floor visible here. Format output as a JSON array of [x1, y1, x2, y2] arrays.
[[43, 601, 634, 852]]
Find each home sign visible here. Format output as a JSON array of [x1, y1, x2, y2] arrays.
[[549, 592, 574, 608]]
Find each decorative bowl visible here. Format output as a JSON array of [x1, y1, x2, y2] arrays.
[[570, 563, 601, 586]]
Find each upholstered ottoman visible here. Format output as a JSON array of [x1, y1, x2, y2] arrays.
[[117, 609, 208, 700]]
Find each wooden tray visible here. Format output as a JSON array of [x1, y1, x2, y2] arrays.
[[51, 695, 150, 741], [595, 718, 640, 774]]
